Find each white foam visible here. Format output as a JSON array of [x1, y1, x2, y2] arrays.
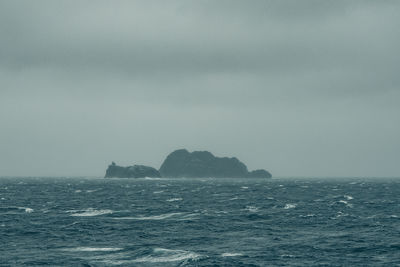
[[86, 189, 99, 193], [221, 252, 243, 257], [284, 204, 297, 209], [153, 190, 164, 194], [333, 211, 348, 219], [338, 200, 353, 207], [114, 212, 183, 220], [75, 190, 82, 193], [241, 186, 249, 189], [69, 208, 113, 217], [344, 195, 354, 200], [245, 206, 259, 212], [63, 247, 122, 252], [17, 207, 34, 213], [166, 198, 182, 202], [24, 208, 34, 213], [300, 214, 315, 218], [132, 248, 202, 263]]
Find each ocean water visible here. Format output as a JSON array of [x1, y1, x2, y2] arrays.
[[1, 177, 400, 266]]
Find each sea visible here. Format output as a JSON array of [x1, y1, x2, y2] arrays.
[[1, 177, 400, 266]]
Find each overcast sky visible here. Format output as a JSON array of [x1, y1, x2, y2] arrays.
[[0, 0, 399, 177]]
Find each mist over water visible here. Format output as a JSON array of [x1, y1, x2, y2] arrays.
[[1, 177, 400, 266]]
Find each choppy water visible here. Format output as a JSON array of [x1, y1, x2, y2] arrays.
[[1, 177, 400, 266]]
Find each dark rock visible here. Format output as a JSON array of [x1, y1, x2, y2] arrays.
[[159, 149, 271, 178], [105, 163, 161, 178], [247, 169, 272, 178]]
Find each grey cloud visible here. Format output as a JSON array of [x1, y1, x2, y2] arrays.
[[0, 1, 399, 177]]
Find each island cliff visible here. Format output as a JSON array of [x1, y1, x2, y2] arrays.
[[159, 149, 272, 178], [105, 162, 161, 178], [105, 149, 272, 178]]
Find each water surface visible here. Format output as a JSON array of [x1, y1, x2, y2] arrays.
[[1, 177, 399, 266]]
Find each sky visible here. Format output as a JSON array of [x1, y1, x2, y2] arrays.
[[0, 0, 399, 177]]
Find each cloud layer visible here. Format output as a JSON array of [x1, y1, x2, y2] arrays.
[[1, 0, 399, 176]]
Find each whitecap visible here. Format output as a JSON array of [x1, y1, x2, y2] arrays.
[[300, 214, 315, 218], [245, 206, 259, 212], [114, 212, 183, 220], [229, 196, 239, 201], [241, 186, 249, 189], [221, 252, 243, 257], [281, 254, 295, 258], [86, 189, 99, 193], [63, 247, 122, 252], [74, 190, 82, 193], [132, 248, 202, 263], [166, 198, 182, 202], [284, 204, 296, 209], [144, 177, 162, 180], [153, 190, 164, 194], [18, 207, 34, 213], [344, 195, 354, 200], [338, 200, 353, 207], [69, 208, 113, 217], [333, 211, 348, 218]]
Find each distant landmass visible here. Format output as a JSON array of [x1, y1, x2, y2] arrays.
[[105, 163, 161, 178], [105, 149, 272, 178]]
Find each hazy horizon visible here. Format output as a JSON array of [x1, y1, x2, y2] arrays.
[[1, 0, 399, 177]]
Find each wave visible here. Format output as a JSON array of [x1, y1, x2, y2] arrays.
[[0, 206, 33, 213], [86, 189, 99, 193], [245, 206, 259, 212], [338, 200, 353, 207], [132, 248, 202, 263], [221, 252, 243, 257], [68, 208, 113, 217], [284, 204, 297, 209], [91, 248, 203, 265], [114, 212, 183, 220], [23, 207, 34, 213], [63, 247, 122, 252], [166, 198, 182, 202]]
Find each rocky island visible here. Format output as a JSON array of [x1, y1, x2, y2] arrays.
[[105, 149, 271, 178], [105, 162, 161, 178]]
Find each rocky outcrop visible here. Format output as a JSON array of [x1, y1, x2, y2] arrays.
[[247, 169, 272, 178], [105, 162, 161, 178], [159, 149, 272, 178]]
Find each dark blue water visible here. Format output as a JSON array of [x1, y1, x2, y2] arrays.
[[1, 177, 400, 266]]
